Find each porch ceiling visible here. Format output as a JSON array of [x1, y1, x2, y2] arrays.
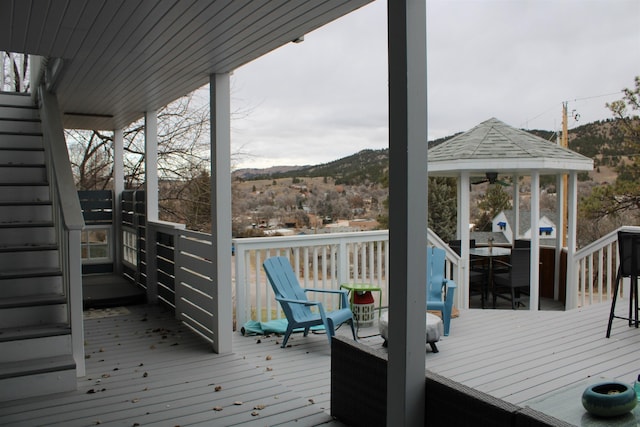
[[0, 0, 372, 130]]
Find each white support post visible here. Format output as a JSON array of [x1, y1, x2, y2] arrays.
[[145, 111, 159, 302], [211, 73, 233, 354], [113, 129, 124, 274], [387, 1, 427, 425], [68, 229, 85, 377], [145, 111, 159, 221], [566, 171, 579, 309], [459, 171, 470, 309], [554, 173, 565, 300], [530, 171, 540, 311]]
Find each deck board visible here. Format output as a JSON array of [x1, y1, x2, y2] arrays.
[[1, 300, 639, 425]]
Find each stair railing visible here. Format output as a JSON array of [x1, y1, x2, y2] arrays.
[[38, 84, 86, 376]]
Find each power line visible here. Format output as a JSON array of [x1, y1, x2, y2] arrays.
[[520, 90, 624, 130]]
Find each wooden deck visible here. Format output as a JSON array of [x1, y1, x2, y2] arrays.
[[1, 300, 639, 425]]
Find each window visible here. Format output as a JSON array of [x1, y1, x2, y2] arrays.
[[123, 228, 138, 267], [81, 226, 111, 263]]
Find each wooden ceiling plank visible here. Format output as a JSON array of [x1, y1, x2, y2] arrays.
[[59, 1, 140, 98], [25, 0, 50, 53], [67, 0, 188, 115]]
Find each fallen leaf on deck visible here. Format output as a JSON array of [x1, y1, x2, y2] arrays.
[[213, 406, 223, 411], [251, 411, 260, 416], [233, 401, 243, 405], [265, 355, 272, 360], [214, 385, 222, 392], [254, 404, 266, 410]]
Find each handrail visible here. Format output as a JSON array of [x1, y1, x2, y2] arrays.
[[568, 225, 640, 309], [574, 226, 640, 260], [38, 82, 85, 376], [38, 85, 84, 231]]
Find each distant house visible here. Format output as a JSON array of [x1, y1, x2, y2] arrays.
[[492, 209, 557, 246]]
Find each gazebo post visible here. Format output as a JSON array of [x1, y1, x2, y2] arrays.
[[512, 173, 520, 243], [457, 171, 471, 309], [554, 173, 565, 301], [530, 171, 540, 310]]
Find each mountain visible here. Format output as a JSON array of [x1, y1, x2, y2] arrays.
[[233, 119, 630, 185]]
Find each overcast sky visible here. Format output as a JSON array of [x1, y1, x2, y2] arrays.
[[229, 0, 639, 170]]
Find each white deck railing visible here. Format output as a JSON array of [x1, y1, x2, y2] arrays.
[[569, 225, 640, 309], [137, 217, 640, 330], [232, 229, 460, 326]]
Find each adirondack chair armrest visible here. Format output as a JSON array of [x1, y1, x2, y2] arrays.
[[303, 288, 350, 308], [275, 296, 321, 307]]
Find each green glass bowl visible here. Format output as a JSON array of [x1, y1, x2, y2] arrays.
[[582, 381, 637, 418]]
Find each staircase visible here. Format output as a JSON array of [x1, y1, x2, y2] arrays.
[[0, 92, 77, 401]]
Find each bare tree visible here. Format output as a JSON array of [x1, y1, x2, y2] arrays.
[[2, 52, 29, 92]]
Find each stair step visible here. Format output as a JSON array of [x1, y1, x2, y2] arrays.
[[0, 184, 50, 202], [0, 355, 76, 402], [0, 226, 55, 246], [0, 275, 63, 299], [0, 164, 47, 183], [0, 294, 67, 310], [0, 323, 70, 343], [0, 181, 48, 187], [0, 354, 75, 380], [0, 200, 51, 206], [0, 244, 57, 253], [0, 105, 39, 120], [0, 268, 62, 280], [0, 332, 72, 364], [0, 304, 68, 329], [0, 251, 59, 273], [0, 134, 43, 149], [0, 205, 52, 223], [0, 93, 34, 107], [0, 119, 42, 134], [0, 220, 53, 228], [0, 149, 45, 164]]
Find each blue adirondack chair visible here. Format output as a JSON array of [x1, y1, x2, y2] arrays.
[[426, 247, 457, 336], [263, 256, 356, 348]]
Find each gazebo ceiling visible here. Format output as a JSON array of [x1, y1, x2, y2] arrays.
[[0, 0, 372, 130], [427, 118, 594, 177]]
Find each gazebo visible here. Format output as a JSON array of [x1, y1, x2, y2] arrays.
[[427, 117, 593, 310]]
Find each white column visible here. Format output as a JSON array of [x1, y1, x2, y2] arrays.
[[113, 129, 124, 274], [145, 111, 159, 302], [387, 1, 427, 425], [530, 171, 540, 310], [211, 73, 233, 354], [554, 173, 565, 300], [144, 111, 159, 221], [565, 171, 579, 309], [459, 171, 470, 309]]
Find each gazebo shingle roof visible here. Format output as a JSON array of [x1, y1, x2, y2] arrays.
[[428, 117, 593, 176]]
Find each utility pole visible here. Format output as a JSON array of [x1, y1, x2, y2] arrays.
[[561, 102, 569, 246]]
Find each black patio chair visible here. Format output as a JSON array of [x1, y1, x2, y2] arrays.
[[450, 240, 489, 308], [492, 247, 530, 309]]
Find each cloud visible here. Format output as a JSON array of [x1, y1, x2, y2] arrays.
[[230, 0, 639, 169]]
